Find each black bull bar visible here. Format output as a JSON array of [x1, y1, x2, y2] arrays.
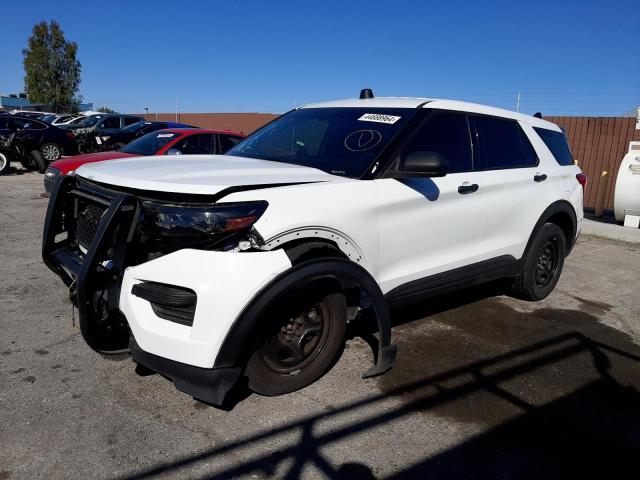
[[42, 175, 139, 353]]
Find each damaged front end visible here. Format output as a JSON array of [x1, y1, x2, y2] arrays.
[[42, 175, 267, 354]]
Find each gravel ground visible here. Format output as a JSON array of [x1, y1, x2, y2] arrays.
[[1, 170, 640, 480]]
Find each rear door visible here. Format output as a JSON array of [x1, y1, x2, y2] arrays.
[[375, 110, 484, 293], [469, 115, 550, 262]]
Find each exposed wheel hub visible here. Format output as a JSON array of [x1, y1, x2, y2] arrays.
[[263, 304, 326, 373]]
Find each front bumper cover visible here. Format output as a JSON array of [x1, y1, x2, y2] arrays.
[[129, 336, 241, 406]]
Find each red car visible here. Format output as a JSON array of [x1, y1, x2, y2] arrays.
[[43, 128, 244, 193]]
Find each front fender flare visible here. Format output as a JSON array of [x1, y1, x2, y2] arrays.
[[214, 258, 397, 378]]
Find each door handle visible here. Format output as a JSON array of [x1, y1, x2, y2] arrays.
[[458, 183, 479, 194], [534, 173, 548, 182]]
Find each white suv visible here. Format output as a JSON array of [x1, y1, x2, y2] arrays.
[[43, 91, 584, 405]]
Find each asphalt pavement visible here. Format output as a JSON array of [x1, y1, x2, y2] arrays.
[[2, 170, 640, 479]]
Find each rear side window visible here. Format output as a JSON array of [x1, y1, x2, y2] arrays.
[[534, 127, 574, 166], [471, 116, 538, 170], [402, 111, 472, 173], [124, 116, 141, 126]]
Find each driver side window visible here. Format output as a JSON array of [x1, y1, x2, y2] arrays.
[[401, 111, 473, 173], [100, 117, 121, 129]]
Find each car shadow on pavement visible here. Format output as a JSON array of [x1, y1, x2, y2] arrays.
[[113, 287, 640, 479]]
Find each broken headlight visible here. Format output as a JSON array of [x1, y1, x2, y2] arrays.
[[139, 200, 268, 256], [142, 200, 268, 237]]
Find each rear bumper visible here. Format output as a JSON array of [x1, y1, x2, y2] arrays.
[[129, 336, 242, 406]]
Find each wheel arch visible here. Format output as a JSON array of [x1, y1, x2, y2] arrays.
[[213, 258, 396, 378], [524, 200, 577, 257], [260, 227, 366, 265]]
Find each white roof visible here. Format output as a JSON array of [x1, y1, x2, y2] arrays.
[[301, 96, 560, 130]]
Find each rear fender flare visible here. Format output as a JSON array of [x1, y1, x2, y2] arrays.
[[524, 200, 577, 257]]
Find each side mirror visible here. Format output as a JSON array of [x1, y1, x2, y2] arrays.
[[398, 151, 448, 178], [166, 148, 182, 155]]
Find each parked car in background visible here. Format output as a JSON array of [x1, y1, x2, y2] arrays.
[[59, 113, 146, 153], [9, 110, 52, 119], [0, 114, 77, 170], [97, 121, 197, 151], [44, 128, 244, 192], [38, 113, 78, 125]]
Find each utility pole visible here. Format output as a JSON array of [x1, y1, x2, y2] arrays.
[[516, 92, 521, 112]]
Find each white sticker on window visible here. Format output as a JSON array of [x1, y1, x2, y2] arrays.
[[157, 133, 175, 138], [358, 113, 401, 124]]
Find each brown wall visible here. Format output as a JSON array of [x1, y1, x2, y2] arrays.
[[138, 112, 279, 135], [140, 111, 639, 210], [544, 116, 640, 209]]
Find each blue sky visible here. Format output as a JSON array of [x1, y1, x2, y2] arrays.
[[1, 0, 638, 115]]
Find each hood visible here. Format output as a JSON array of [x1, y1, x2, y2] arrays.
[[50, 151, 135, 174], [76, 155, 346, 195]]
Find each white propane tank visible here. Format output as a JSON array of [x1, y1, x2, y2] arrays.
[[614, 141, 640, 223]]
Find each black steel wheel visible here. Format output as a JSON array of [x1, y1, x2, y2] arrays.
[[246, 289, 347, 396], [511, 223, 566, 301]]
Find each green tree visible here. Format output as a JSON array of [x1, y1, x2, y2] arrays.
[[22, 21, 81, 113], [97, 106, 117, 113]]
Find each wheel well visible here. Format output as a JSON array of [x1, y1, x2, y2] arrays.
[[546, 211, 575, 246], [280, 239, 349, 266]]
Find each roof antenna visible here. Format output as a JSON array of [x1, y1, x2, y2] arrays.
[[359, 88, 374, 99], [533, 112, 542, 118]]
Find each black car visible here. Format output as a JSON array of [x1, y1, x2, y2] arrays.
[[0, 115, 78, 171], [60, 113, 145, 153], [98, 121, 197, 150]]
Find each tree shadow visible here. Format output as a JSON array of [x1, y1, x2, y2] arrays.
[[112, 289, 640, 479]]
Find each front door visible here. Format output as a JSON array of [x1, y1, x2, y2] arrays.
[[375, 110, 484, 294]]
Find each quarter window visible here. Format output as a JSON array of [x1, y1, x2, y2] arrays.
[[471, 116, 538, 170], [534, 127, 574, 166], [401, 111, 473, 173]]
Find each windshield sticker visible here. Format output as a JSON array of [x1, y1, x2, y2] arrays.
[[344, 130, 383, 152], [157, 133, 175, 138], [358, 113, 401, 124]]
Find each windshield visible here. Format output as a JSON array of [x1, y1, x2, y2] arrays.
[[78, 115, 104, 127], [122, 121, 150, 132], [120, 131, 179, 155], [227, 107, 414, 177]]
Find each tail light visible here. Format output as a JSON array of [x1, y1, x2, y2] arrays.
[[576, 173, 587, 188], [65, 131, 75, 139]]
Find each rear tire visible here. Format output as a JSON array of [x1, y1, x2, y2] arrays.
[[41, 143, 62, 162], [510, 223, 566, 301], [30, 150, 47, 173], [0, 152, 10, 174], [246, 289, 347, 396]]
